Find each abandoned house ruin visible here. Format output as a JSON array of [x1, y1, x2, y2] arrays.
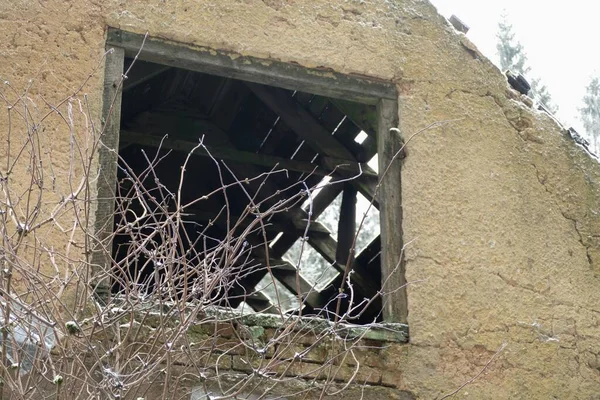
[[1, 1, 600, 399], [102, 30, 402, 325]]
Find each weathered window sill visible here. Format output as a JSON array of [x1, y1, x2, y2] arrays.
[[107, 298, 409, 343], [203, 308, 409, 343]]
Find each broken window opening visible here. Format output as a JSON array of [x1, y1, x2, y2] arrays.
[[97, 29, 405, 325]]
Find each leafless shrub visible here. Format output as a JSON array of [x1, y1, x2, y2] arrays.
[[0, 51, 414, 400]]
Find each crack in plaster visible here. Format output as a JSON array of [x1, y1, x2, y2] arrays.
[[488, 268, 600, 313], [419, 73, 600, 394], [443, 88, 534, 141], [494, 272, 549, 297], [529, 163, 593, 268], [410, 254, 444, 267], [527, 143, 593, 269], [560, 211, 594, 267]]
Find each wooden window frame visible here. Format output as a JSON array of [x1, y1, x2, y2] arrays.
[[94, 28, 407, 323]]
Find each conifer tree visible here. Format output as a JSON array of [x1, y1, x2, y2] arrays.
[[496, 13, 529, 75], [496, 13, 558, 113], [580, 76, 600, 153]]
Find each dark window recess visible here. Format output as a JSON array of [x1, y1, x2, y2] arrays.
[[111, 58, 383, 324]]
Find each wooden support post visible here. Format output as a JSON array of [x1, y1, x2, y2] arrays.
[[336, 184, 357, 266], [91, 46, 125, 302], [377, 98, 407, 323]]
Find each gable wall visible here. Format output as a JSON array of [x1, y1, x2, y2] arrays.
[[1, 0, 600, 398]]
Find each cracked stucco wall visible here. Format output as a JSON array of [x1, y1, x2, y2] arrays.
[[1, 0, 600, 398]]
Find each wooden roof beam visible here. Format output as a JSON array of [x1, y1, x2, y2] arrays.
[[120, 130, 377, 179], [246, 83, 379, 205], [123, 60, 172, 92], [212, 186, 377, 301], [198, 203, 332, 310], [260, 258, 326, 309], [247, 82, 355, 160], [182, 207, 331, 237], [331, 99, 377, 138], [268, 107, 381, 263]]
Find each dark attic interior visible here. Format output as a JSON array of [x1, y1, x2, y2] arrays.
[[112, 57, 384, 324]]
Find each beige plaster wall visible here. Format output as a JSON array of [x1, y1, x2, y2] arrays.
[[1, 0, 600, 398]]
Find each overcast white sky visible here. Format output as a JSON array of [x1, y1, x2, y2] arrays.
[[429, 0, 600, 133]]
